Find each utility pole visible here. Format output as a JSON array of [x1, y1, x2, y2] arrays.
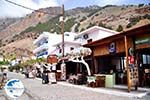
[[60, 4, 66, 81], [61, 4, 64, 58]]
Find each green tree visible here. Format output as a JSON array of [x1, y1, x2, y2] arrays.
[[126, 23, 132, 28], [116, 25, 123, 32], [86, 22, 96, 29], [80, 16, 87, 22], [98, 22, 106, 28], [80, 28, 85, 32], [0, 39, 2, 47], [75, 23, 80, 32]]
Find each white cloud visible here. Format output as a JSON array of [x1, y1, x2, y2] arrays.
[[96, 0, 124, 6], [0, 0, 59, 18]]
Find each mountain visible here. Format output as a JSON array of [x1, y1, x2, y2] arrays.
[[0, 4, 150, 58]]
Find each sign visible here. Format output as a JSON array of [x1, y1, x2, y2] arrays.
[[135, 37, 150, 44], [47, 55, 58, 63], [109, 42, 116, 54], [48, 72, 56, 84], [4, 79, 25, 99], [129, 67, 138, 86]]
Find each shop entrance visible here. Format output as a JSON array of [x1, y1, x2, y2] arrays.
[[137, 48, 150, 87], [97, 54, 127, 85]]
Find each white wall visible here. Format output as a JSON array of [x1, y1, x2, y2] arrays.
[[77, 29, 114, 45]]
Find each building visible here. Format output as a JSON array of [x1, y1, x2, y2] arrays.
[[75, 26, 118, 45], [84, 24, 150, 91], [33, 32, 77, 58], [72, 26, 118, 75], [52, 26, 118, 79], [33, 32, 61, 58]]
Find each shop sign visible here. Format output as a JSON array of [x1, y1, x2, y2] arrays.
[[109, 42, 116, 54], [47, 55, 58, 63], [135, 37, 150, 45]]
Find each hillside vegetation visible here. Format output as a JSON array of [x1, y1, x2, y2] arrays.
[[0, 4, 150, 57]]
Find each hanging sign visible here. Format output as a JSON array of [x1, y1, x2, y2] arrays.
[[47, 55, 58, 64], [109, 42, 116, 54]]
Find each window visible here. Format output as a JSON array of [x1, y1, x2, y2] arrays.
[[70, 47, 74, 51], [142, 54, 150, 64]]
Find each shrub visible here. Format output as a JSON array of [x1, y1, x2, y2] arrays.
[[143, 14, 150, 19], [74, 23, 80, 32], [80, 16, 87, 22], [86, 22, 96, 29], [126, 23, 132, 28], [116, 25, 123, 32], [138, 4, 144, 7], [80, 28, 85, 32], [95, 13, 99, 16], [98, 22, 106, 27]]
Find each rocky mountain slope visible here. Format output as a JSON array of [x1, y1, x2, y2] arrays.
[[0, 4, 150, 57]]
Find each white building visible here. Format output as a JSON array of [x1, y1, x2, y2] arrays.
[[52, 26, 118, 57], [75, 26, 118, 45], [52, 32, 79, 56], [33, 26, 118, 58], [33, 32, 61, 58], [33, 32, 77, 58]]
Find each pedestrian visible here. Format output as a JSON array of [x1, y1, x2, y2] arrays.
[[2, 73, 7, 83]]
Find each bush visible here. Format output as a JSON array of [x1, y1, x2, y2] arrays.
[[80, 16, 87, 22], [95, 13, 99, 16], [126, 23, 132, 28], [80, 28, 85, 32], [64, 18, 76, 32], [9, 64, 23, 72], [116, 25, 123, 32], [143, 14, 150, 19], [0, 60, 9, 65], [86, 22, 96, 29], [138, 4, 144, 7], [98, 22, 106, 27], [74, 23, 80, 32]]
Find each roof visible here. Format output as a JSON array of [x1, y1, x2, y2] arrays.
[[84, 24, 150, 47], [77, 26, 118, 36], [33, 32, 61, 45]]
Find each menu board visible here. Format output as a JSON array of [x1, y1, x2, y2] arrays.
[[129, 67, 138, 86], [47, 55, 58, 64]]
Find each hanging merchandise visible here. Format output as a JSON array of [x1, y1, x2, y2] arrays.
[[61, 62, 66, 80]]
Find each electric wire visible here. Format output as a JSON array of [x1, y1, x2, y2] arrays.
[[3, 0, 61, 15]]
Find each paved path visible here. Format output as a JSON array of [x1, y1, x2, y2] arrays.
[[0, 72, 149, 100]]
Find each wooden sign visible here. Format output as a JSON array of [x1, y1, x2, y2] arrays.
[[47, 55, 58, 64]]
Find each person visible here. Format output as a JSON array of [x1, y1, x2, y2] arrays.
[[2, 73, 7, 83], [42, 65, 49, 84], [24, 67, 29, 78]]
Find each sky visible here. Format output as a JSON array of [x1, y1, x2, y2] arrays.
[[0, 0, 149, 18]]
